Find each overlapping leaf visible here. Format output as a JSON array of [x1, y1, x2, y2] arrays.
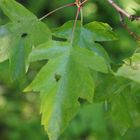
[[95, 74, 140, 134], [108, 80, 140, 135], [0, 0, 51, 80]]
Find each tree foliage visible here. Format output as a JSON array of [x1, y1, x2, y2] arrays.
[[0, 0, 140, 140]]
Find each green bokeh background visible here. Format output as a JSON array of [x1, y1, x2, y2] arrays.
[[0, 0, 140, 140]]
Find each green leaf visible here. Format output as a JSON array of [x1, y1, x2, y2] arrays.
[[53, 21, 117, 42], [61, 103, 107, 140], [52, 21, 117, 65], [29, 40, 109, 73], [0, 0, 37, 22], [25, 20, 116, 139], [116, 53, 140, 83], [9, 38, 26, 80], [108, 80, 140, 134], [110, 92, 132, 134], [0, 0, 51, 80], [25, 39, 110, 140], [95, 74, 140, 134], [77, 103, 107, 133], [0, 25, 11, 62]]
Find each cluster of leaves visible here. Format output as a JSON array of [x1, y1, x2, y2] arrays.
[[0, 0, 140, 140]]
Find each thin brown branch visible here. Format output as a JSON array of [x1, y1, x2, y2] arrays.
[[39, 0, 88, 21], [70, 0, 88, 44], [75, 0, 88, 7], [107, 0, 140, 21], [80, 0, 88, 7], [119, 13, 140, 41], [107, 0, 140, 41]]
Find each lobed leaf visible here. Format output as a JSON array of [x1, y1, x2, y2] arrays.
[[25, 39, 112, 140], [0, 0, 51, 81]]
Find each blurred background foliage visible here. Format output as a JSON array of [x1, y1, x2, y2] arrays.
[[0, 0, 140, 140]]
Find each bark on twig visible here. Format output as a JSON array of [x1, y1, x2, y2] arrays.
[[107, 0, 140, 21], [107, 0, 140, 41]]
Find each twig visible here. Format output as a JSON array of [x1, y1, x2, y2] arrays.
[[107, 0, 140, 41], [39, 0, 88, 21], [80, 0, 88, 7], [107, 0, 140, 21], [119, 13, 140, 41], [39, 0, 88, 43]]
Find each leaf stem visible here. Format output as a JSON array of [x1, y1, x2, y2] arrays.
[[80, 5, 83, 26], [107, 0, 140, 21], [70, 7, 81, 44], [39, 3, 76, 21], [70, 0, 88, 44]]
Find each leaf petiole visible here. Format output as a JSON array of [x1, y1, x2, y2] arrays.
[[71, 0, 88, 44], [39, 3, 76, 21], [70, 7, 81, 44]]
